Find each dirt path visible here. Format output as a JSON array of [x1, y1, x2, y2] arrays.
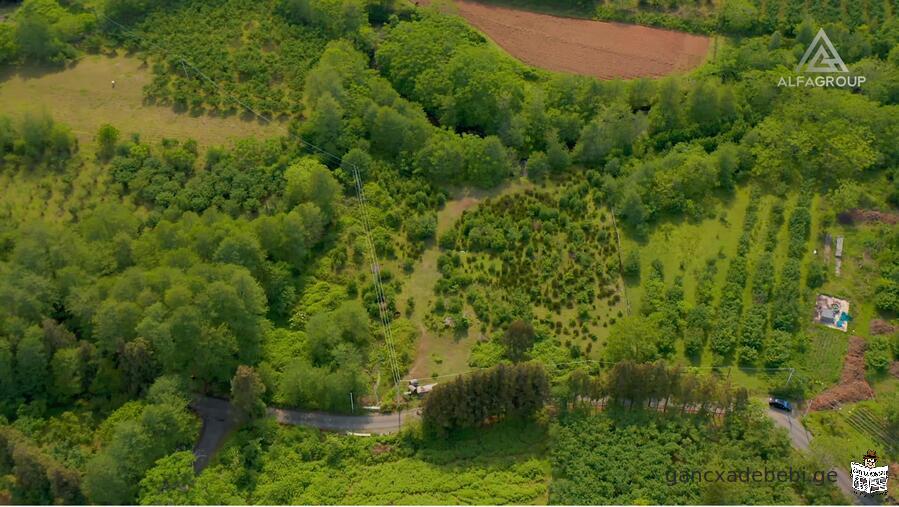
[[419, 0, 710, 79]]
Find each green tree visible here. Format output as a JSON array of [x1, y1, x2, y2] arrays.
[[574, 103, 641, 167], [718, 0, 758, 34], [622, 250, 640, 279], [284, 158, 342, 220], [96, 124, 120, 161], [865, 336, 892, 372], [15, 327, 48, 399], [526, 151, 550, 181], [138, 451, 195, 505], [502, 320, 536, 362], [0, 338, 15, 410], [15, 4, 69, 63], [463, 135, 511, 188], [0, 24, 16, 65], [121, 337, 159, 396], [50, 347, 82, 403], [415, 131, 465, 184], [605, 316, 660, 364], [231, 365, 266, 422]]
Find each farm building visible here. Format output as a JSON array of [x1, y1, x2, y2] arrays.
[[814, 294, 850, 332]]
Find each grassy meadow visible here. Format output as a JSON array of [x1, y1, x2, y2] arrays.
[[0, 54, 285, 148]]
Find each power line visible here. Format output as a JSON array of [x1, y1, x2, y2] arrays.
[[94, 9, 406, 421]]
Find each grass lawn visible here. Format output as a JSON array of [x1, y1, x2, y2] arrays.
[[797, 327, 849, 393], [0, 54, 285, 149], [805, 400, 897, 468], [622, 186, 751, 310]]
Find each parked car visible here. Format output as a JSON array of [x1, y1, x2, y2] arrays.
[[768, 397, 793, 412]]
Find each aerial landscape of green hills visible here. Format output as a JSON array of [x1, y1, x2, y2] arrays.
[[0, 0, 897, 504]]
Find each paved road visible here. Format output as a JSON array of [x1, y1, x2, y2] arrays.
[[190, 396, 418, 472], [767, 408, 879, 505]]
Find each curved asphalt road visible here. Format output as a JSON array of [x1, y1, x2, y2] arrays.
[[767, 408, 880, 505], [190, 396, 418, 472]]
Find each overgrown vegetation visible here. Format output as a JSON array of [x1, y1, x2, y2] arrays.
[[1, 0, 897, 503], [551, 407, 844, 504]]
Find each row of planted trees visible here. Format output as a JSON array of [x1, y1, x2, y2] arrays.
[[421, 362, 550, 436], [421, 360, 748, 435], [562, 361, 749, 416]]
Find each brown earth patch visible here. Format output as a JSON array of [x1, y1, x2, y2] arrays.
[[890, 361, 899, 379], [809, 336, 875, 411], [870, 319, 896, 335], [371, 442, 393, 455], [418, 0, 711, 79], [837, 209, 899, 225]]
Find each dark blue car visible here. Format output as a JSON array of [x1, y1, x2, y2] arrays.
[[768, 397, 793, 412]]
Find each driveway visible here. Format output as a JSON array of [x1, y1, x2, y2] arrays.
[[767, 408, 879, 505]]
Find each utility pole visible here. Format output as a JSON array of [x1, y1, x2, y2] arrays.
[[350, 392, 354, 413]]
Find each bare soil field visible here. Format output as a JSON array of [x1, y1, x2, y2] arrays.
[[870, 319, 896, 335], [0, 54, 285, 149], [421, 0, 711, 79]]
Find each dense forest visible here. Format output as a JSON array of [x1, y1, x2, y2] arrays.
[[0, 0, 898, 504]]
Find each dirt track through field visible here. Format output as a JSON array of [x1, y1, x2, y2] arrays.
[[423, 1, 711, 79]]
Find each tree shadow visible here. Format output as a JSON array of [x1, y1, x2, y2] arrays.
[[0, 61, 67, 85], [413, 418, 547, 467], [239, 109, 256, 122]]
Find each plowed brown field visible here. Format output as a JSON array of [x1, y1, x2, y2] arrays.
[[420, 1, 711, 79]]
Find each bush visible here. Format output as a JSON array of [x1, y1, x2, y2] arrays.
[[526, 151, 550, 181], [622, 250, 640, 279], [865, 336, 892, 373], [805, 260, 827, 289], [405, 213, 437, 242]]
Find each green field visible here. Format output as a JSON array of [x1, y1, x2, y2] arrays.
[[619, 185, 892, 398], [0, 55, 285, 148], [621, 187, 752, 311], [805, 400, 898, 468]]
